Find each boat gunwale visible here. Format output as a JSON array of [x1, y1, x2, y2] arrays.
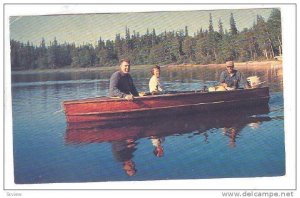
[[63, 87, 269, 105], [66, 95, 270, 116]]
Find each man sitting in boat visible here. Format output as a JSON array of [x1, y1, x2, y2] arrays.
[[149, 65, 163, 95], [109, 59, 139, 100], [218, 60, 248, 91]]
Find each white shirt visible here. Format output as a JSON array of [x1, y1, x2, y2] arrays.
[[150, 137, 165, 147], [149, 75, 163, 93]]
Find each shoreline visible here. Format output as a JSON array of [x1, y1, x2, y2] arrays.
[[11, 60, 282, 75], [166, 60, 282, 68]]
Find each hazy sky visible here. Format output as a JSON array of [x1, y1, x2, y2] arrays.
[[10, 8, 274, 46]]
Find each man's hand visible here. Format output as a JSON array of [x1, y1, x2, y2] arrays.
[[125, 94, 134, 101], [220, 83, 228, 88], [139, 92, 146, 97]]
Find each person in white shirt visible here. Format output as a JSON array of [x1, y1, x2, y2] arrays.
[[149, 65, 163, 94]]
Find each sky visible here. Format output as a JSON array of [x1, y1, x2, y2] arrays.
[[9, 8, 274, 46]]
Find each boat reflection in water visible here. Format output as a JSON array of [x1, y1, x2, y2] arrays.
[[65, 104, 271, 176]]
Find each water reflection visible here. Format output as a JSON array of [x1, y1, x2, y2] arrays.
[[222, 127, 241, 148], [12, 63, 283, 92], [112, 139, 137, 176], [150, 136, 165, 157], [65, 105, 271, 176], [11, 69, 113, 83]]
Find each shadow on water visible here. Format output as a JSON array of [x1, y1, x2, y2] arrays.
[[65, 104, 271, 176]]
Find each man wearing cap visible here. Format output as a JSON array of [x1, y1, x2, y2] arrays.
[[219, 60, 248, 90]]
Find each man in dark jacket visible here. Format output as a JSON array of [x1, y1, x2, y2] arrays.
[[109, 59, 139, 100]]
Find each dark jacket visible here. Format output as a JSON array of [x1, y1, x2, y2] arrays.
[[111, 141, 136, 162], [109, 71, 139, 98]]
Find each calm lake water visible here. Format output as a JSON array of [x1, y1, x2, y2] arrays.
[[11, 64, 285, 184]]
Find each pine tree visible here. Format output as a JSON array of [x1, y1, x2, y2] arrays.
[[230, 13, 238, 35], [10, 10, 282, 70], [48, 37, 59, 68], [208, 13, 214, 33], [35, 38, 48, 68], [182, 37, 195, 63], [267, 8, 282, 56], [149, 43, 165, 64], [255, 15, 275, 59], [218, 18, 224, 36], [114, 33, 123, 60], [152, 28, 157, 46], [10, 40, 21, 70], [125, 26, 133, 52], [185, 26, 189, 37]]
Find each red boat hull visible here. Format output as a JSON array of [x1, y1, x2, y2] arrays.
[[63, 87, 270, 123]]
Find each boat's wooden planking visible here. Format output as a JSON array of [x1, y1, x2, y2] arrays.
[[63, 87, 270, 122]]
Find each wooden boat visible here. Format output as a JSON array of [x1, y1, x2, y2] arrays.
[[63, 87, 270, 123], [65, 105, 271, 144]]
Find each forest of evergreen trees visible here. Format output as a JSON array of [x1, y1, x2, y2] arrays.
[[10, 9, 282, 71]]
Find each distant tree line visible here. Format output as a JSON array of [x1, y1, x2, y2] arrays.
[[10, 9, 282, 71]]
